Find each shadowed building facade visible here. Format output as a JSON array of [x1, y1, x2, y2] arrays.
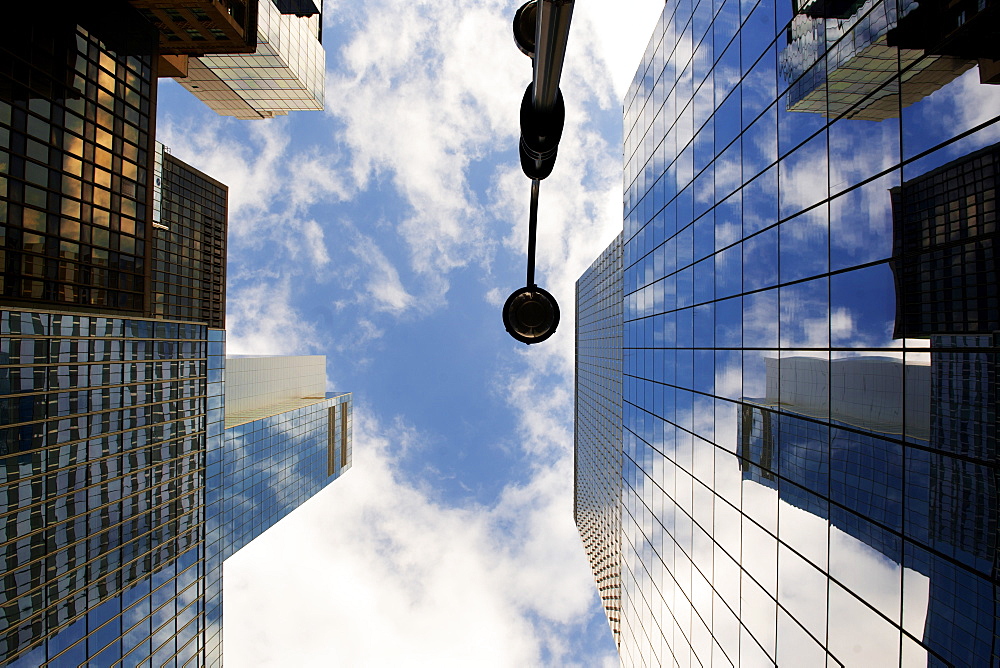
[[151, 142, 228, 329], [574, 0, 998, 665], [889, 143, 999, 339]]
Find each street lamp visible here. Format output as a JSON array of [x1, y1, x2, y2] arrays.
[[502, 0, 574, 345]]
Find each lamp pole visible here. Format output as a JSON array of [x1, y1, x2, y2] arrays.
[[502, 0, 574, 345], [532, 0, 574, 114]]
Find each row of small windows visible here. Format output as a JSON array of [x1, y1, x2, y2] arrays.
[[0, 312, 207, 339], [2, 339, 206, 364]]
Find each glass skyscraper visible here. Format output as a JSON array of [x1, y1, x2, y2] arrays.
[[0, 310, 221, 667], [202, 356, 351, 665], [575, 233, 624, 646], [1, 4, 349, 665], [575, 0, 998, 665], [151, 142, 228, 329], [1, 323, 350, 666], [0, 3, 158, 314]]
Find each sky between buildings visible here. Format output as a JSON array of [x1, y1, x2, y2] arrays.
[[154, 0, 665, 665]]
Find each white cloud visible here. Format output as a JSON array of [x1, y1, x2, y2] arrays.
[[224, 409, 613, 667], [350, 234, 418, 314], [288, 152, 354, 210], [321, 0, 665, 309], [919, 66, 1000, 151], [156, 98, 350, 278], [225, 278, 322, 355], [155, 111, 292, 223], [830, 306, 854, 342], [299, 219, 331, 268], [324, 2, 520, 278], [485, 286, 505, 307]]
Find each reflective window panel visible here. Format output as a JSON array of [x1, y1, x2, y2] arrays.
[[0, 309, 211, 667], [577, 0, 999, 665]]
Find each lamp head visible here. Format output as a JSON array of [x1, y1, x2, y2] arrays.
[[502, 285, 560, 344], [513, 1, 537, 57]]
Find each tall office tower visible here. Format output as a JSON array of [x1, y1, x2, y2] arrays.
[[575, 234, 624, 647], [200, 355, 351, 666], [1, 5, 349, 665], [0, 8, 229, 324], [574, 0, 999, 664], [1, 334, 351, 668], [889, 143, 999, 338], [173, 0, 326, 119], [0, 7, 220, 665]]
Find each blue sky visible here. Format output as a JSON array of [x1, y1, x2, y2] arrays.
[[155, 1, 665, 664]]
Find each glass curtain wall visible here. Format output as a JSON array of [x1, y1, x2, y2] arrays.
[[610, 0, 999, 665], [575, 233, 625, 646]]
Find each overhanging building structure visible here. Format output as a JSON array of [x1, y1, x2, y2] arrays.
[[780, 0, 998, 122], [1, 3, 349, 666], [173, 0, 325, 119], [574, 0, 999, 665], [128, 0, 327, 120]]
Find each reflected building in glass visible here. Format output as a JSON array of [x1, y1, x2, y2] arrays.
[[0, 310, 223, 667], [574, 0, 999, 665]]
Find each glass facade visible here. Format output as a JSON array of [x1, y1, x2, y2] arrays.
[[0, 328, 352, 668], [0, 5, 157, 315], [213, 393, 351, 564], [152, 146, 228, 329], [575, 233, 624, 647], [0, 6, 230, 327], [576, 0, 999, 665], [1, 5, 348, 667], [0, 309, 219, 667], [0, 315, 348, 668], [202, 365, 351, 667]]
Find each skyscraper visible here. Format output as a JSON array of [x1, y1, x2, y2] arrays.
[[0, 308, 224, 667], [0, 3, 158, 315], [575, 234, 624, 646], [574, 0, 998, 665], [0, 326, 350, 666], [204, 356, 351, 665], [1, 3, 349, 665]]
